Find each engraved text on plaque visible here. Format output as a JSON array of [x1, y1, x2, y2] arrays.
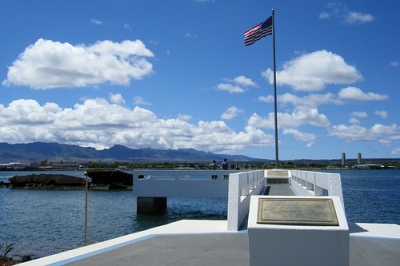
[[257, 198, 339, 226]]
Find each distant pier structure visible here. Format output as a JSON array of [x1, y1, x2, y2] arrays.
[[341, 152, 346, 166], [357, 153, 362, 164]]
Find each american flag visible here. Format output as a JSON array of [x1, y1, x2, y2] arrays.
[[244, 16, 272, 46]]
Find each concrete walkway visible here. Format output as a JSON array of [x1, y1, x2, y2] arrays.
[[267, 184, 296, 196], [64, 232, 400, 266], [66, 233, 249, 266], [20, 220, 400, 266]]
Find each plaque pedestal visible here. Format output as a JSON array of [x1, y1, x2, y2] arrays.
[[248, 196, 349, 266]]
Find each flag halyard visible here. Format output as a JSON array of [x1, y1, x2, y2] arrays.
[[244, 16, 272, 46]]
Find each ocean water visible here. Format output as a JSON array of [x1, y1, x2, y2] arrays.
[[0, 169, 399, 259], [336, 169, 400, 224]]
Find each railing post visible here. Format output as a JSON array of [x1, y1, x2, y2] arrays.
[[227, 173, 241, 231], [227, 170, 266, 231], [314, 172, 323, 196]]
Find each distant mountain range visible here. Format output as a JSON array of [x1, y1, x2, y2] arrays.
[[0, 142, 264, 163]]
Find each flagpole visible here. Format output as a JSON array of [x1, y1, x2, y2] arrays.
[[272, 9, 279, 168]]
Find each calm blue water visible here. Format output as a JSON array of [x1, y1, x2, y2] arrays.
[[335, 169, 400, 224], [0, 169, 399, 259]]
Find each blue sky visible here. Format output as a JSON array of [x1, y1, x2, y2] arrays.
[[0, 0, 399, 160]]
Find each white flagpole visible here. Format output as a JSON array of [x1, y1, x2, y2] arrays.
[[272, 9, 279, 168]]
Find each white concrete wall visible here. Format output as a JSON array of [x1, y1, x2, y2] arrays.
[[227, 170, 266, 231], [132, 170, 239, 198], [134, 179, 229, 198]]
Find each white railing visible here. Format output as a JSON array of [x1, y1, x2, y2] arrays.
[[132, 170, 242, 198], [227, 170, 266, 231], [291, 170, 344, 208]]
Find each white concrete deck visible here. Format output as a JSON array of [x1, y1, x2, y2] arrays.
[[20, 220, 232, 266], [349, 222, 400, 239], [19, 220, 400, 266]]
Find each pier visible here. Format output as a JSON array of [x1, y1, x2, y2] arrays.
[[20, 169, 400, 266]]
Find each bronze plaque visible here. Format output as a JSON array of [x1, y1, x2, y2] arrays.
[[266, 170, 289, 177], [257, 198, 339, 226]]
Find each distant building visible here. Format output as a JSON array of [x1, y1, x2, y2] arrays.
[[341, 153, 346, 166], [0, 162, 28, 170], [51, 164, 80, 170], [357, 153, 362, 164], [351, 164, 383, 170]]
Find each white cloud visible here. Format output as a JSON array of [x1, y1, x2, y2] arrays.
[[283, 129, 316, 147], [293, 109, 331, 128], [330, 124, 400, 145], [375, 110, 388, 118], [390, 61, 399, 67], [338, 87, 389, 101], [133, 96, 152, 106], [248, 108, 330, 130], [278, 93, 343, 109], [177, 114, 192, 121], [351, 111, 367, 118], [216, 83, 245, 93], [1, 99, 60, 124], [247, 113, 274, 129], [221, 106, 244, 120], [392, 148, 400, 155], [110, 93, 126, 105], [184, 32, 198, 38], [348, 111, 366, 124], [258, 95, 274, 103], [90, 19, 103, 25], [90, 19, 132, 31], [3, 39, 154, 89], [233, 76, 258, 88], [216, 75, 257, 94], [349, 117, 360, 124], [249, 86, 397, 148], [87, 39, 153, 57], [0, 98, 273, 154], [320, 3, 375, 24], [262, 50, 362, 91], [259, 92, 341, 129], [319, 12, 330, 19], [348, 111, 367, 124], [344, 12, 375, 24]]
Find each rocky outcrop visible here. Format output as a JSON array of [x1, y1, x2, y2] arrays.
[[0, 181, 10, 188], [8, 174, 85, 189], [5, 171, 133, 190]]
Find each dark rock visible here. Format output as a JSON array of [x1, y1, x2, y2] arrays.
[[0, 181, 10, 188], [8, 174, 85, 188]]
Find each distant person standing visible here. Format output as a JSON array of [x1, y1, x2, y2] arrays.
[[209, 160, 217, 180], [235, 163, 240, 170], [222, 158, 229, 180]]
